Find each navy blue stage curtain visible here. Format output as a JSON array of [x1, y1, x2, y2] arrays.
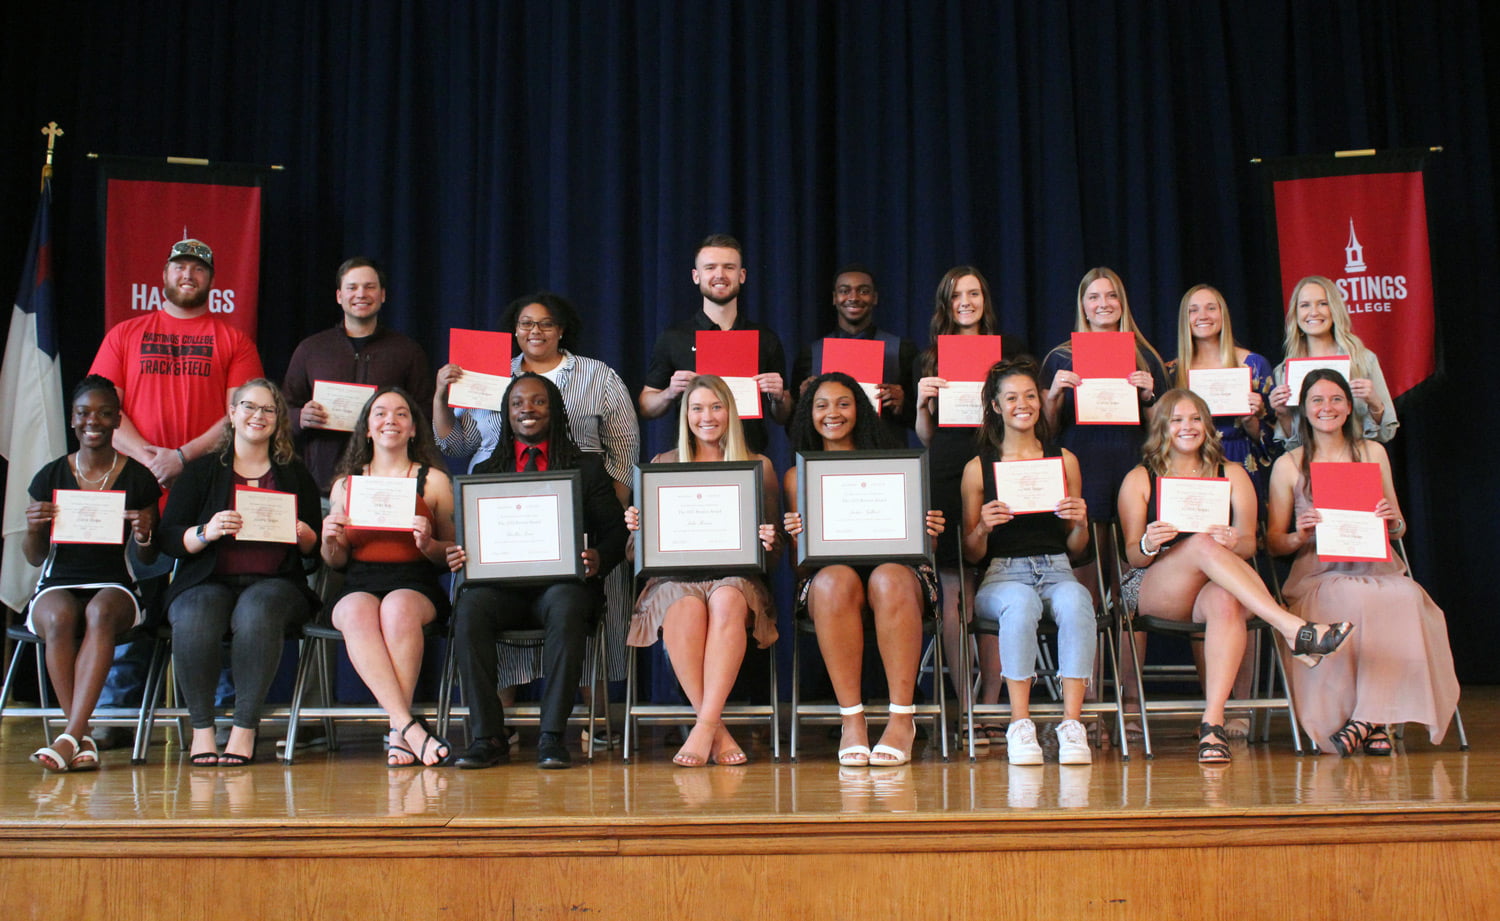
[[0, 1, 1497, 681]]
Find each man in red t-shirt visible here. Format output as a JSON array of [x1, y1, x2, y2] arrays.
[[87, 238, 264, 748], [90, 238, 264, 489]]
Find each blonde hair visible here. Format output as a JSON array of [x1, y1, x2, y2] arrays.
[[1139, 389, 1225, 477], [216, 378, 297, 466], [1073, 267, 1164, 372], [1172, 283, 1238, 389], [676, 375, 752, 462], [1281, 275, 1374, 378]]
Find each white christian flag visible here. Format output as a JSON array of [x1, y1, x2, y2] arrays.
[[0, 177, 67, 611]]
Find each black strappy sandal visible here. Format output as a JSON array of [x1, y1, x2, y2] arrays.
[[1330, 719, 1375, 757], [1292, 621, 1356, 667], [1197, 722, 1231, 764]]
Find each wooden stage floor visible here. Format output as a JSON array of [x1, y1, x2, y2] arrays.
[[2, 688, 1498, 919]]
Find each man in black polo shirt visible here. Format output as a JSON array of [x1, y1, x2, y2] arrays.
[[638, 234, 791, 452], [792, 263, 918, 446]]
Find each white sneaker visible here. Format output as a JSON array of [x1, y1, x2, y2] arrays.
[[1006, 718, 1043, 765], [1056, 719, 1092, 765]]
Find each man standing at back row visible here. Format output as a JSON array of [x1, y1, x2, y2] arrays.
[[282, 257, 433, 494], [87, 238, 264, 748], [639, 234, 791, 452], [792, 264, 917, 446]]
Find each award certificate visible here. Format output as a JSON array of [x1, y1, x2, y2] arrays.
[[310, 380, 378, 432], [1188, 368, 1252, 417], [448, 369, 511, 412], [1285, 357, 1351, 407], [656, 484, 743, 553], [346, 475, 418, 531], [234, 488, 298, 543], [937, 381, 984, 427], [1155, 477, 1231, 533], [1075, 379, 1139, 424], [992, 458, 1065, 515], [1315, 508, 1388, 562], [721, 376, 763, 420], [51, 490, 126, 545], [819, 472, 908, 542], [475, 494, 561, 564]]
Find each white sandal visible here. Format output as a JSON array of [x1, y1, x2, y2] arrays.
[[870, 703, 917, 766], [836, 704, 871, 767], [30, 732, 79, 773], [70, 735, 100, 772]]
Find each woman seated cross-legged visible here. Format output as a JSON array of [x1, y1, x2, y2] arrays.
[[1116, 388, 1354, 764], [624, 374, 780, 767], [23, 375, 161, 772], [783, 372, 944, 767], [961, 358, 1094, 765], [322, 387, 455, 768], [160, 379, 323, 766]]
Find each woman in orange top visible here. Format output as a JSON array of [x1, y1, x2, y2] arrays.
[[323, 387, 455, 766]]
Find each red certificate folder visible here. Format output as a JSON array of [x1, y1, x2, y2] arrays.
[[820, 338, 884, 384], [448, 328, 513, 375], [1311, 461, 1387, 563], [1311, 462, 1382, 510], [937, 335, 1003, 380], [695, 330, 760, 377], [1071, 331, 1136, 379]]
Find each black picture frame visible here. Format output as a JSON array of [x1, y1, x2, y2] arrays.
[[795, 449, 932, 568], [633, 460, 765, 578], [453, 470, 584, 586]]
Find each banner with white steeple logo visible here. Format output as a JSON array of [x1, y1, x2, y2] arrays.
[[1259, 150, 1437, 398]]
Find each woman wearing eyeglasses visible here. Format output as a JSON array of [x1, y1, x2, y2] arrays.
[[159, 379, 323, 766], [433, 292, 639, 745]]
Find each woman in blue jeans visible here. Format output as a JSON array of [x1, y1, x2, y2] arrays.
[[160, 379, 322, 765], [961, 358, 1094, 765]]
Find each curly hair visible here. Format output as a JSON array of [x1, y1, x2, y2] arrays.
[[1139, 388, 1225, 477], [215, 378, 297, 466], [976, 357, 1051, 454], [500, 290, 582, 355], [474, 373, 584, 473], [333, 386, 447, 479], [788, 372, 895, 452]]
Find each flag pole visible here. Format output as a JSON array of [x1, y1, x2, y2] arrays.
[[40, 121, 63, 189]]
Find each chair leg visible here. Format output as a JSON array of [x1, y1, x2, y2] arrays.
[[1123, 624, 1153, 759], [622, 644, 636, 764], [933, 630, 949, 762], [767, 647, 780, 762], [1454, 705, 1470, 751], [790, 631, 802, 762], [132, 637, 167, 765], [281, 636, 318, 766], [0, 637, 33, 737]]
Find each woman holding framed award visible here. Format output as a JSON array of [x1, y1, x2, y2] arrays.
[[1269, 275, 1398, 449], [22, 375, 160, 772], [1168, 284, 1275, 494], [960, 359, 1094, 765], [323, 387, 455, 767], [625, 374, 780, 767], [160, 379, 322, 766], [1117, 389, 1354, 763], [784, 372, 943, 767], [913, 266, 1024, 741], [1266, 369, 1456, 755]]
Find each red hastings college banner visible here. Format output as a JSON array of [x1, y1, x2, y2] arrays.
[[1265, 152, 1437, 398], [98, 159, 264, 338]]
